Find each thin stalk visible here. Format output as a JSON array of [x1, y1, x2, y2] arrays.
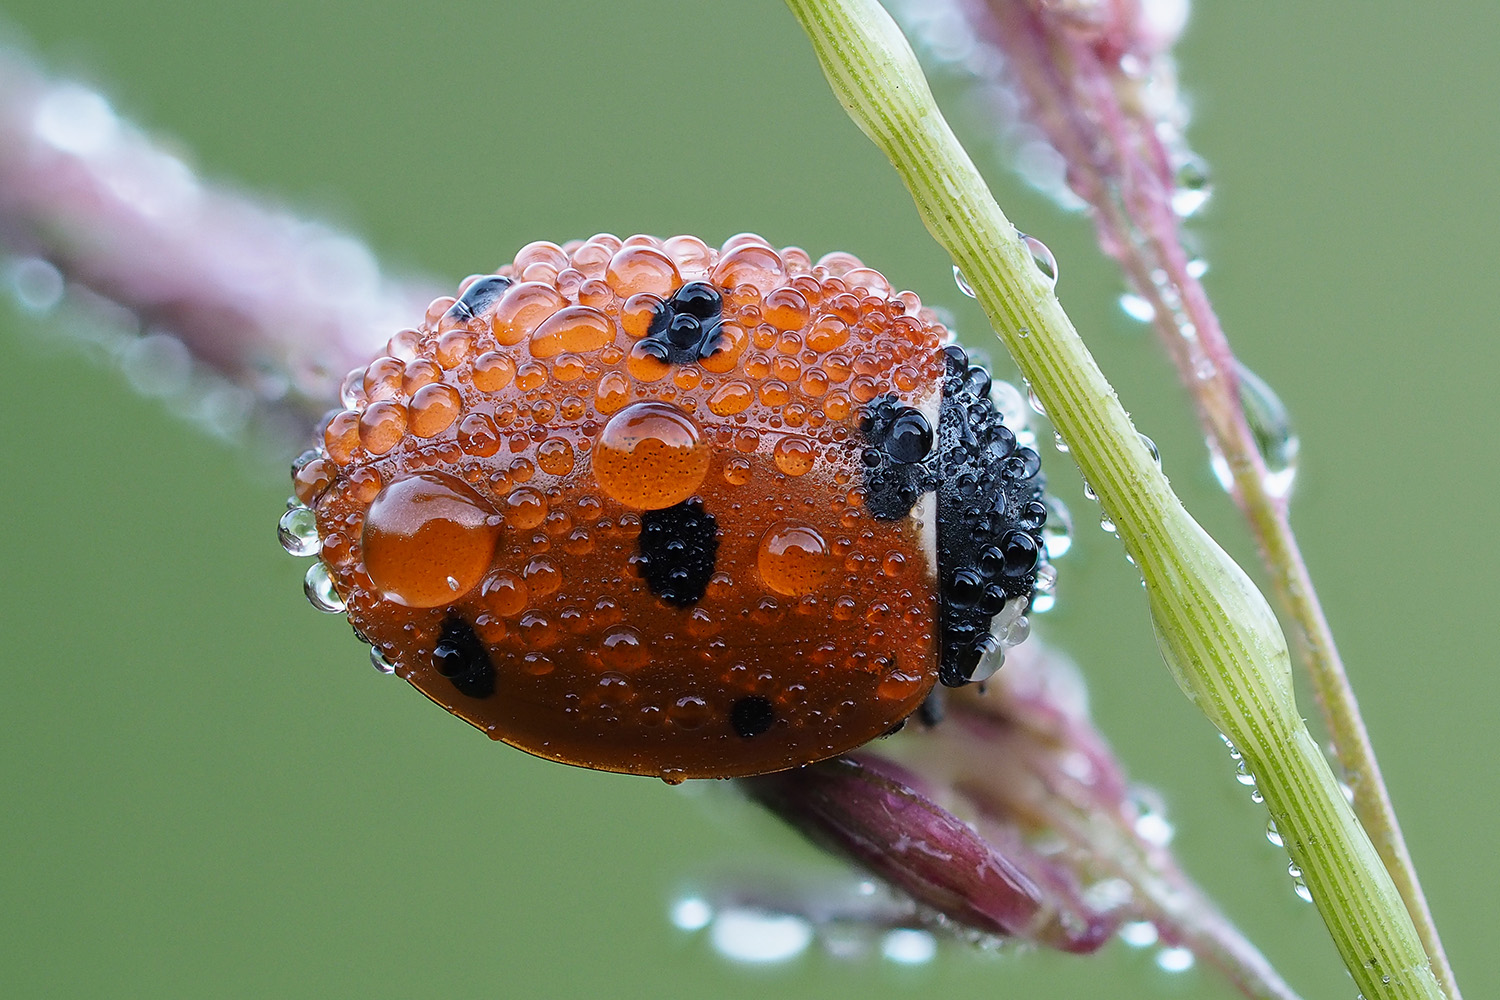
[[782, 1, 1449, 997], [952, 7, 1452, 987]]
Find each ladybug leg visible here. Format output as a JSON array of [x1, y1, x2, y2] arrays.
[[916, 687, 946, 728]]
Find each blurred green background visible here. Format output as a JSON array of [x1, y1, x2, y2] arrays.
[[2, 3, 1494, 998]]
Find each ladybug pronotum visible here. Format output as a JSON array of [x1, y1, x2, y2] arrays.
[[283, 234, 1050, 782]]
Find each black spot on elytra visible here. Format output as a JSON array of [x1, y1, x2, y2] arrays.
[[858, 344, 1050, 688], [730, 696, 776, 738], [637, 499, 719, 607], [445, 275, 513, 320], [432, 617, 495, 699], [641, 281, 727, 365]]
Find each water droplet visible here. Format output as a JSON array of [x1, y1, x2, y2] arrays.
[[881, 929, 936, 965], [1134, 810, 1175, 847], [1119, 921, 1159, 948], [1266, 819, 1284, 847], [1017, 232, 1058, 286], [1288, 863, 1313, 903], [362, 473, 502, 608], [593, 401, 710, 510], [1041, 497, 1073, 558], [1172, 156, 1213, 217], [1030, 592, 1056, 614], [1138, 433, 1161, 468], [1232, 363, 1300, 499], [952, 264, 976, 298], [34, 84, 119, 156], [1235, 764, 1257, 786], [1053, 431, 1069, 453], [1025, 383, 1045, 416], [370, 647, 397, 675], [277, 505, 320, 557], [671, 896, 714, 932], [1033, 562, 1058, 595], [6, 257, 65, 314], [1249, 787, 1265, 804], [1186, 258, 1209, 279], [1081, 479, 1096, 501], [303, 562, 346, 613], [1156, 946, 1195, 973], [757, 522, 835, 597], [1099, 513, 1116, 534], [710, 909, 813, 964], [1118, 292, 1156, 323]]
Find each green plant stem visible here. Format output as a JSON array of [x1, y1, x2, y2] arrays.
[[783, 1, 1449, 997]]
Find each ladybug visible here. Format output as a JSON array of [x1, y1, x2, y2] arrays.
[[281, 234, 1050, 782]]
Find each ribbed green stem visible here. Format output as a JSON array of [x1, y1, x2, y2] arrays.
[[782, 2, 1446, 997]]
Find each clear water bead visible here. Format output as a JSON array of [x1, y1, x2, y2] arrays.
[[1118, 292, 1156, 323], [1042, 498, 1072, 558], [1171, 156, 1213, 217], [952, 265, 976, 298], [1266, 819, 1284, 847], [277, 505, 320, 556], [670, 896, 714, 932], [1018, 232, 1059, 286], [303, 562, 346, 613], [880, 929, 936, 965], [1138, 433, 1161, 468], [1119, 921, 1158, 948], [370, 647, 397, 675], [1156, 946, 1195, 973], [1212, 362, 1299, 499]]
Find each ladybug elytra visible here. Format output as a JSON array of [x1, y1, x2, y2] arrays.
[[282, 234, 1049, 782]]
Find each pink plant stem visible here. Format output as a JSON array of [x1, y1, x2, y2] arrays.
[[962, 3, 1455, 993], [0, 44, 436, 432]]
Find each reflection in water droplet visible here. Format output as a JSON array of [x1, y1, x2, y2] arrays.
[[1099, 513, 1116, 534], [1266, 819, 1284, 847], [303, 562, 345, 613], [881, 929, 936, 965], [758, 522, 835, 596], [952, 265, 976, 298], [1119, 292, 1156, 323], [710, 909, 813, 964], [1025, 383, 1045, 416], [1017, 232, 1058, 286], [370, 647, 397, 675], [278, 505, 320, 556], [1156, 946, 1195, 973]]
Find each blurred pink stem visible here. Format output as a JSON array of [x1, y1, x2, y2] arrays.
[[0, 43, 437, 431], [959, 3, 1455, 993]]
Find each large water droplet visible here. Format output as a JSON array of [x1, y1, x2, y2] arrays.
[[303, 562, 346, 613], [1017, 232, 1058, 286], [1042, 496, 1073, 559], [1171, 156, 1213, 217], [1156, 946, 1195, 973], [277, 505, 320, 557], [1119, 292, 1156, 323], [362, 473, 502, 608], [593, 401, 711, 510], [1266, 819, 1284, 847], [952, 265, 976, 298]]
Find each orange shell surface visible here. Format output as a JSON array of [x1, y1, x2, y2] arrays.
[[300, 234, 951, 781]]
